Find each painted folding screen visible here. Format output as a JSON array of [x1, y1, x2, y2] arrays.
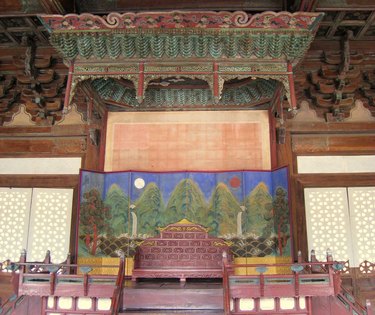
[[78, 167, 290, 260]]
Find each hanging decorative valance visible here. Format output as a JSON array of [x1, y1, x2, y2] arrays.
[[39, 11, 323, 110], [41, 11, 322, 62]]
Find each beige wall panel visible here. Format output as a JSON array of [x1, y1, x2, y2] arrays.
[[297, 155, 375, 174], [27, 188, 73, 263], [348, 187, 375, 265], [0, 157, 82, 175], [105, 111, 271, 171], [304, 187, 353, 263], [0, 188, 32, 261]]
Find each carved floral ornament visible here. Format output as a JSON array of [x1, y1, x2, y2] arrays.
[[70, 72, 286, 107], [69, 61, 291, 106], [40, 11, 323, 62], [41, 11, 322, 31]]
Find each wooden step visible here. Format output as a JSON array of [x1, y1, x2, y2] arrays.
[[122, 279, 223, 311]]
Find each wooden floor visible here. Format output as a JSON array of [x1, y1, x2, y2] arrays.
[[121, 279, 224, 313]]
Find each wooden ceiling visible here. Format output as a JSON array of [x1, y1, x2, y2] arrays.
[[0, 0, 283, 15], [0, 16, 50, 46], [315, 0, 375, 40]]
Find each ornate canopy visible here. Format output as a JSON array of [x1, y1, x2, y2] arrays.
[[40, 11, 323, 111]]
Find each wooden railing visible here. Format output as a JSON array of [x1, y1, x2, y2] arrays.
[[222, 252, 374, 315], [223, 260, 339, 314], [11, 250, 126, 315], [0, 295, 29, 315], [110, 254, 125, 315], [338, 260, 375, 315], [353, 260, 375, 305], [336, 285, 373, 315]]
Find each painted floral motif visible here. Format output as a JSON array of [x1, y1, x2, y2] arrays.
[[41, 11, 323, 32], [123, 16, 135, 28]]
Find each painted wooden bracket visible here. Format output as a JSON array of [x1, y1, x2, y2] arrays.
[[137, 62, 145, 104], [213, 62, 220, 104]]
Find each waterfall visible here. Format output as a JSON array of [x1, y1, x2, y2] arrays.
[[237, 211, 243, 236], [131, 211, 137, 238]]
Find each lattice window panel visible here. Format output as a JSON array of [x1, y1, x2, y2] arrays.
[[27, 188, 73, 263], [0, 188, 32, 261], [348, 187, 375, 265], [304, 188, 353, 262]]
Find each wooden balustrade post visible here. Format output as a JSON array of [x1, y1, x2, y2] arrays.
[[19, 249, 27, 274], [111, 254, 126, 315], [49, 272, 56, 295], [234, 298, 240, 313], [255, 265, 267, 298], [332, 268, 342, 295], [255, 298, 260, 312], [62, 253, 72, 274], [41, 296, 48, 315], [275, 297, 280, 311], [72, 296, 77, 312], [297, 250, 303, 264], [222, 251, 231, 315], [306, 296, 313, 315], [326, 249, 333, 262], [294, 271, 300, 296], [43, 250, 51, 265], [84, 273, 89, 297], [92, 297, 97, 311], [259, 272, 265, 297]]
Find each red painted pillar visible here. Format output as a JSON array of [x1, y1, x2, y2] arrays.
[[63, 62, 74, 111], [137, 62, 145, 104], [287, 62, 297, 110]]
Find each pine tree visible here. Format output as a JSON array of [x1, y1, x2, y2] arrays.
[[165, 179, 207, 225], [207, 182, 241, 236], [135, 182, 165, 235], [105, 184, 129, 236], [79, 188, 111, 255], [243, 182, 273, 236], [273, 187, 289, 256]]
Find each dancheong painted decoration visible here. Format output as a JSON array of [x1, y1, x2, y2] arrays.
[[39, 11, 323, 110]]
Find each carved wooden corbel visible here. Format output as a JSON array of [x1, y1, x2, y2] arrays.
[[213, 63, 223, 104], [89, 128, 100, 146], [21, 34, 37, 80]]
